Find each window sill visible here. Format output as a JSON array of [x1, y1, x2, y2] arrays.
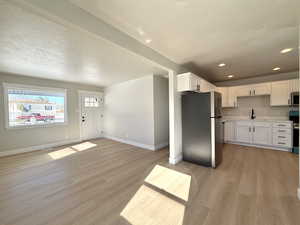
[[6, 122, 68, 130]]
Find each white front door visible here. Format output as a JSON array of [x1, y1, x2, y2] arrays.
[[79, 91, 103, 141]]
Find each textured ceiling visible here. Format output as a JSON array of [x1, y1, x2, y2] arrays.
[[0, 1, 167, 87], [70, 0, 299, 82]]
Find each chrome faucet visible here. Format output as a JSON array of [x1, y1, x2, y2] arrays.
[[251, 108, 256, 120]]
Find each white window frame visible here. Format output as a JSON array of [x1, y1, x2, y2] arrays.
[[3, 83, 68, 129]]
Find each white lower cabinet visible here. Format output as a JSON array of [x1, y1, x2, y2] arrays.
[[272, 122, 292, 148], [236, 121, 252, 143], [224, 120, 292, 150], [224, 121, 235, 142], [252, 122, 272, 145]]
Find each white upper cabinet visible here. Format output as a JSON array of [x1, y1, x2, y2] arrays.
[[177, 73, 200, 92], [216, 87, 236, 108], [228, 87, 237, 107], [289, 79, 299, 93], [199, 78, 216, 92], [235, 85, 252, 97], [250, 83, 271, 96], [179, 75, 296, 107], [234, 83, 271, 97], [216, 87, 228, 107], [177, 72, 215, 93], [270, 80, 290, 106]]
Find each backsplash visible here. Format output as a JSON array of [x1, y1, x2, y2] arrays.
[[222, 95, 289, 119]]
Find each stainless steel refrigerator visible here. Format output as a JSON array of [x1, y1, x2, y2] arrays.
[[182, 91, 223, 168]]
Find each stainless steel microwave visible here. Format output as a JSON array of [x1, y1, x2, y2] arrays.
[[290, 92, 299, 106]]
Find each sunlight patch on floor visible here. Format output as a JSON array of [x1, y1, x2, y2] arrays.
[[47, 142, 97, 160], [72, 142, 97, 151], [121, 185, 185, 225], [145, 165, 191, 201], [48, 148, 76, 160]]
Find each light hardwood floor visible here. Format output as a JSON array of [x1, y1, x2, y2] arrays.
[[0, 139, 299, 225]]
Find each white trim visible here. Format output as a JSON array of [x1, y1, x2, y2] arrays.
[[3, 82, 67, 93], [104, 135, 156, 151], [169, 154, 183, 165], [0, 138, 80, 157], [3, 82, 68, 129], [168, 71, 182, 165], [211, 92, 216, 168], [78, 90, 104, 141], [225, 141, 292, 152], [298, 188, 300, 200], [78, 90, 103, 96]]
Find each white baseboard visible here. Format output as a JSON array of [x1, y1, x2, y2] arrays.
[[154, 142, 169, 150], [169, 154, 183, 165], [104, 135, 157, 151], [0, 138, 81, 157], [225, 142, 291, 152], [298, 188, 300, 200]]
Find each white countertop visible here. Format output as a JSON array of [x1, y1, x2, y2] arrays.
[[222, 117, 291, 123]]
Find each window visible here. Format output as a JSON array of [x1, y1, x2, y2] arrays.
[[84, 97, 99, 107], [3, 83, 67, 128]]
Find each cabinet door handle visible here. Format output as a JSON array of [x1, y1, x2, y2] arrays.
[[254, 90, 255, 95], [253, 127, 255, 132], [278, 136, 286, 138], [278, 142, 286, 145], [249, 90, 251, 96], [249, 127, 251, 132], [278, 130, 286, 132]]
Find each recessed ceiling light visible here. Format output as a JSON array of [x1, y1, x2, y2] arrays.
[[227, 75, 234, 78], [218, 63, 226, 67], [280, 48, 293, 54], [137, 28, 145, 36], [273, 67, 281, 71], [176, 0, 189, 7], [145, 39, 152, 44]]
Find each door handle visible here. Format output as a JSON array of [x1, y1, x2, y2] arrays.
[[254, 90, 255, 95], [249, 90, 251, 96], [249, 127, 251, 132], [253, 127, 255, 132]]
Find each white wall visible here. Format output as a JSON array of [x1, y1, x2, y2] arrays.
[[0, 72, 102, 155], [153, 76, 169, 147], [104, 75, 169, 150]]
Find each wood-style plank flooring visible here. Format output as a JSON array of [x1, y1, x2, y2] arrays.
[[0, 139, 299, 225]]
